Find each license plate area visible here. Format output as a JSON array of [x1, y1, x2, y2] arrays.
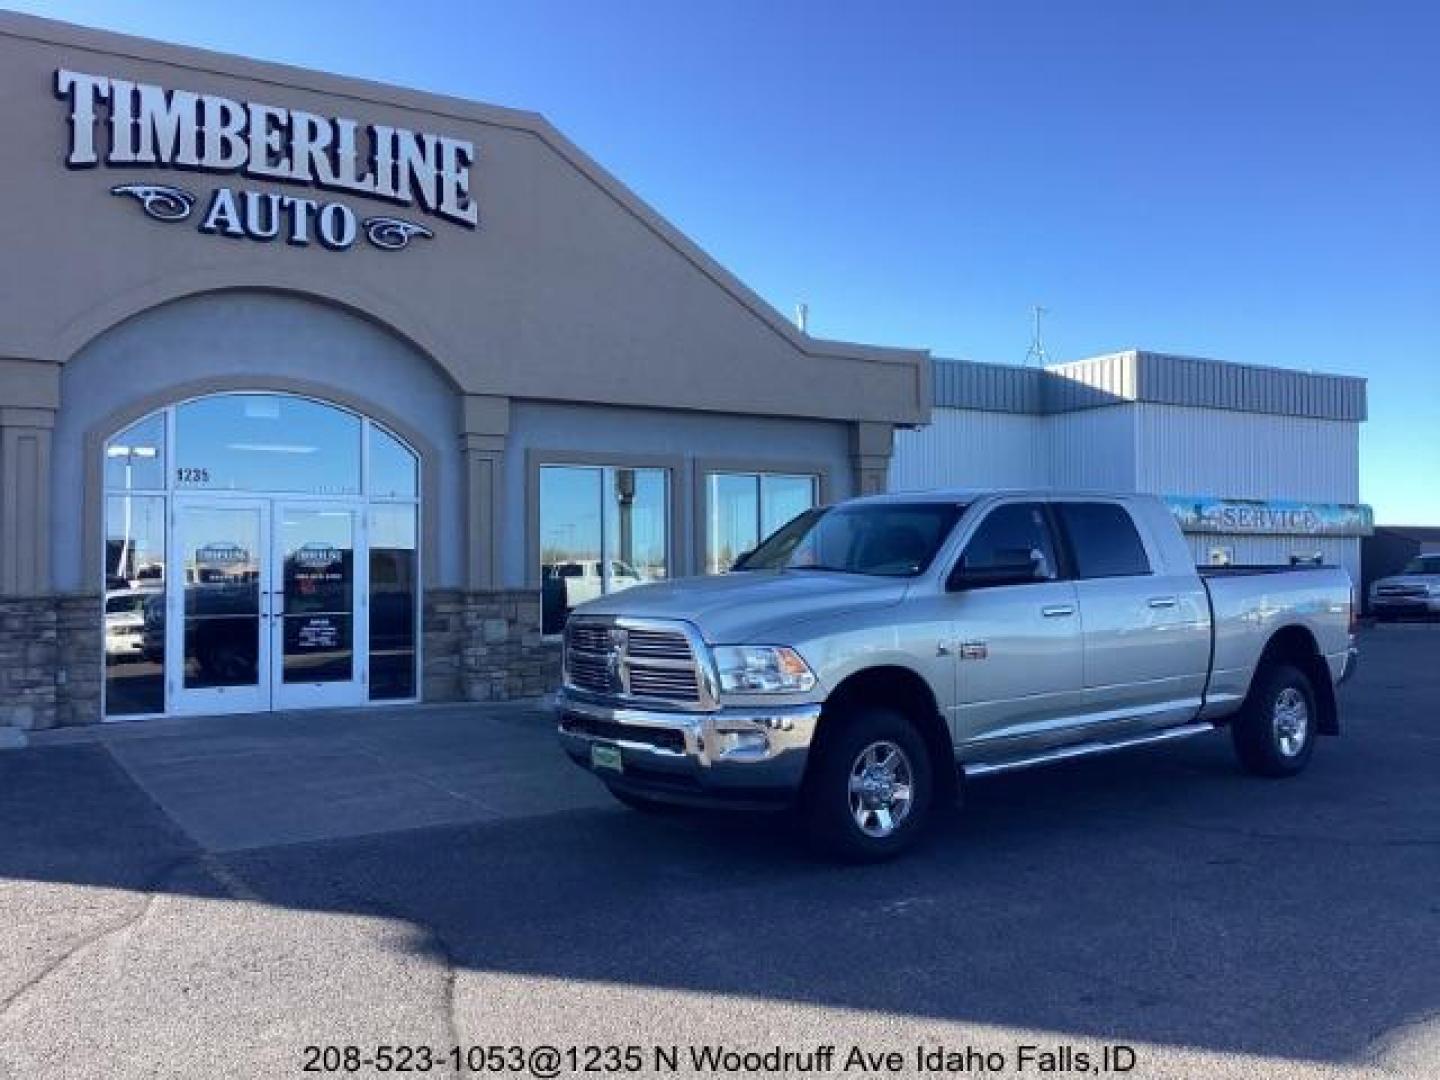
[[590, 743, 623, 773]]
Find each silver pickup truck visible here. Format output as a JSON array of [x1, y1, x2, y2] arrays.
[[557, 490, 1358, 859]]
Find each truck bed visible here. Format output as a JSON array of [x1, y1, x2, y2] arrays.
[[1199, 564, 1353, 717], [1198, 564, 1337, 576]]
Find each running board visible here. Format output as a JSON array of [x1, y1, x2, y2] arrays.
[[962, 721, 1218, 778]]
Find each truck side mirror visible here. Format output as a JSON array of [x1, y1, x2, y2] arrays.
[[948, 548, 1048, 591]]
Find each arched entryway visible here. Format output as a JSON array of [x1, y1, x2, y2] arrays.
[[102, 391, 421, 718]]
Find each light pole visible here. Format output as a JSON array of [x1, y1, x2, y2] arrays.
[[106, 444, 158, 582]]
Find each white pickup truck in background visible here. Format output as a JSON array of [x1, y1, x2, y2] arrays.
[[557, 490, 1358, 859]]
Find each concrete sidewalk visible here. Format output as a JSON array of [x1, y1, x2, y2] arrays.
[[25, 700, 611, 852]]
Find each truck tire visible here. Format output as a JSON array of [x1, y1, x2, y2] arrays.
[[802, 706, 934, 861], [1232, 662, 1317, 777]]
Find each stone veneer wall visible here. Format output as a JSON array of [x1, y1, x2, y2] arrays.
[[0, 593, 101, 730], [423, 588, 562, 703], [0, 589, 556, 731]]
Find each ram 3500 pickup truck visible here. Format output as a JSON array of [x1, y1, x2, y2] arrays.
[[557, 490, 1358, 859]]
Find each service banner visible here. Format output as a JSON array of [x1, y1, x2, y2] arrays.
[[1165, 496, 1374, 538]]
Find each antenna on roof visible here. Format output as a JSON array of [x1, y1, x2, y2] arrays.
[[794, 302, 809, 334], [1025, 304, 1050, 367]]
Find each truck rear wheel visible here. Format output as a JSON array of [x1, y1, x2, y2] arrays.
[[802, 706, 934, 861], [1232, 663, 1317, 777]]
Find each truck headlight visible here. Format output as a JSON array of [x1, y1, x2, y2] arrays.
[[711, 645, 817, 694]]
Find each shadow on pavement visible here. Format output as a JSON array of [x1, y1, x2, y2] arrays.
[[2, 626, 1437, 1066]]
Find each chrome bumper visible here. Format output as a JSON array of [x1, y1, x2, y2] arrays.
[[556, 690, 821, 804], [1370, 597, 1440, 615]]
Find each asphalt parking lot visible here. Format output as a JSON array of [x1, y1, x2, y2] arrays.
[[2, 624, 1437, 1079]]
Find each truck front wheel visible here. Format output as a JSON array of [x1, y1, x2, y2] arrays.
[[1232, 663, 1317, 777], [802, 706, 934, 861]]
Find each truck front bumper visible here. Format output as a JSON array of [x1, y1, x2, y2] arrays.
[[1370, 597, 1440, 618], [556, 690, 821, 807]]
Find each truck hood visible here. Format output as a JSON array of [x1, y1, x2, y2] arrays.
[[571, 570, 909, 643]]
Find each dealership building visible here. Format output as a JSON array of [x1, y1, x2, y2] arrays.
[[0, 13, 1370, 737], [892, 351, 1370, 579]]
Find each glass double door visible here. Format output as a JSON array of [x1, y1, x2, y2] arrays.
[[168, 497, 367, 715]]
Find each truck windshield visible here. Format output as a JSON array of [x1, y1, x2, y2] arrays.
[[1402, 555, 1440, 575], [737, 502, 968, 577]]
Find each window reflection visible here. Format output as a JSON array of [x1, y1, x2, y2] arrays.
[[180, 506, 262, 690], [174, 394, 361, 495], [104, 494, 166, 715], [540, 465, 669, 635], [104, 413, 166, 492], [706, 472, 818, 573], [280, 509, 355, 684], [370, 505, 418, 700], [101, 395, 423, 716], [369, 424, 418, 499], [762, 475, 817, 536], [707, 474, 758, 575]]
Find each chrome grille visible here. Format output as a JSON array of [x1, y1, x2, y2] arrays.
[[564, 650, 614, 695], [564, 618, 703, 705], [628, 666, 700, 699], [566, 622, 615, 654], [624, 627, 692, 661], [1376, 586, 1427, 600]]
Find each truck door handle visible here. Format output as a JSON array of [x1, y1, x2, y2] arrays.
[[1148, 596, 1178, 609], [1041, 605, 1075, 618]]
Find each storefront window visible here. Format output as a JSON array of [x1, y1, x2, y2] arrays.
[[370, 424, 418, 499], [174, 394, 362, 495], [104, 413, 167, 492], [101, 394, 421, 717], [103, 493, 167, 715], [369, 505, 418, 700], [539, 464, 669, 635], [705, 472, 819, 573]]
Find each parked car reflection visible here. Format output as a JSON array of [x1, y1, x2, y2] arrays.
[[105, 587, 160, 662]]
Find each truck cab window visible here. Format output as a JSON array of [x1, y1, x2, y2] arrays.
[[952, 502, 1058, 586], [1055, 502, 1152, 578]]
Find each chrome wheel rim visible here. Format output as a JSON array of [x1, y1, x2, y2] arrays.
[[1273, 687, 1310, 757], [848, 740, 914, 838]]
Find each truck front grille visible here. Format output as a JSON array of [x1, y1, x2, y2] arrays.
[[1377, 585, 1426, 598], [563, 618, 706, 707]]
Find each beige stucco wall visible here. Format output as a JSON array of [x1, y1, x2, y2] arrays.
[[0, 12, 934, 600], [0, 12, 928, 424]]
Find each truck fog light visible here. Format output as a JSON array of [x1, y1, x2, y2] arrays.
[[716, 729, 770, 756]]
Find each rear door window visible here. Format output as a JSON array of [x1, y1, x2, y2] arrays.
[[1054, 502, 1152, 579]]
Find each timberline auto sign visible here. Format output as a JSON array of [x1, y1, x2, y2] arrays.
[[1165, 496, 1374, 538], [54, 69, 478, 252]]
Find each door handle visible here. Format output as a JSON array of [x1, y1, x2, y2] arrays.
[[1041, 604, 1075, 618], [1147, 596, 1178, 609]]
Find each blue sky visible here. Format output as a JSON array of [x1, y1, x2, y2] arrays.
[[15, 1, 1439, 521]]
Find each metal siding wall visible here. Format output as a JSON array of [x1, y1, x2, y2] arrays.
[[889, 409, 1047, 490], [1132, 403, 1360, 502], [1044, 406, 1138, 490], [1135, 352, 1366, 420], [1044, 352, 1139, 411], [1187, 535, 1361, 587], [932, 359, 1043, 413]]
